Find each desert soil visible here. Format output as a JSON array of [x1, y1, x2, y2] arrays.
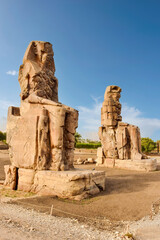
[[1, 150, 160, 239]]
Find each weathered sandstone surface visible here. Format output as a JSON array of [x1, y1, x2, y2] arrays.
[[97, 85, 157, 171], [17, 169, 105, 200], [4, 41, 105, 199], [7, 41, 78, 171]]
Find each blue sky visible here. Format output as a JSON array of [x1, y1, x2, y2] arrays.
[[1, 0, 160, 140]]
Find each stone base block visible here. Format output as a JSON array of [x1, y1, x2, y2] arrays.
[[18, 169, 35, 192], [4, 165, 17, 190], [97, 158, 157, 172], [17, 169, 105, 200]]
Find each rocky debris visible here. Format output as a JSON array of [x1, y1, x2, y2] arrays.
[[76, 158, 85, 165], [87, 158, 95, 163], [97, 85, 156, 171], [75, 158, 96, 165]]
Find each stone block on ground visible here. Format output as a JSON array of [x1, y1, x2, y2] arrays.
[[96, 147, 104, 164], [87, 158, 95, 163], [17, 169, 106, 200], [4, 165, 17, 190], [97, 158, 157, 172], [114, 158, 157, 172], [18, 168, 35, 192]]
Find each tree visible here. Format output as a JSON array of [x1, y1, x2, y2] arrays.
[[0, 131, 6, 141], [141, 138, 156, 153], [74, 132, 82, 144]]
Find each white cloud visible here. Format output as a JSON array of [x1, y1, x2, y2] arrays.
[[6, 70, 18, 76], [122, 103, 160, 139], [77, 97, 160, 141]]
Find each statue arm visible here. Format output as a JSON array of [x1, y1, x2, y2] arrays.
[[26, 93, 62, 106]]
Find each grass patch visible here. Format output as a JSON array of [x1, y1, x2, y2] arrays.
[[0, 188, 35, 198], [75, 143, 101, 149]]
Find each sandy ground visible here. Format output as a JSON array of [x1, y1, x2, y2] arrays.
[[6, 164, 160, 222], [1, 150, 160, 239], [1, 198, 160, 240]]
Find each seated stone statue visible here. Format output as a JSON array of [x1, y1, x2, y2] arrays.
[[7, 41, 78, 172], [98, 85, 144, 164], [4, 41, 106, 200]]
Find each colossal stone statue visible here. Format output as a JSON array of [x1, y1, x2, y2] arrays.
[[7, 41, 78, 172], [97, 85, 157, 171], [4, 41, 105, 199]]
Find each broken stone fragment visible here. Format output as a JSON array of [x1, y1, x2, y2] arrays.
[[4, 165, 17, 190]]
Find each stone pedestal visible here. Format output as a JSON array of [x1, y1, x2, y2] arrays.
[[96, 157, 157, 172], [14, 167, 105, 200]]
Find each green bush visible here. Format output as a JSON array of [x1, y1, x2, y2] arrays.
[[0, 131, 6, 141], [75, 132, 82, 144], [141, 137, 156, 153], [75, 142, 101, 149]]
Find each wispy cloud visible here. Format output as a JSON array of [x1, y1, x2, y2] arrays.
[[77, 97, 160, 141], [6, 70, 18, 76], [122, 103, 160, 138]]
